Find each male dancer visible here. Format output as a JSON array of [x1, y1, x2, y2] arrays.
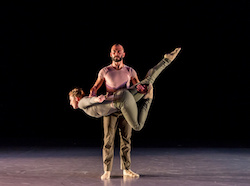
[[89, 44, 141, 180]]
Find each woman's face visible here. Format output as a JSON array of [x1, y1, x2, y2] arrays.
[[69, 96, 79, 109]]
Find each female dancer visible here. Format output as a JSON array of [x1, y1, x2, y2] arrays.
[[69, 48, 181, 131]]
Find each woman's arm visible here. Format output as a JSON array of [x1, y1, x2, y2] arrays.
[[78, 95, 106, 109], [95, 95, 106, 103]]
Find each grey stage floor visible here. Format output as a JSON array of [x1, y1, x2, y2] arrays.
[[0, 147, 250, 186]]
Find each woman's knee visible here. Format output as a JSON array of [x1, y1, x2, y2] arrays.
[[133, 125, 142, 131]]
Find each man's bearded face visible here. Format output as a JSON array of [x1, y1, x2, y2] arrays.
[[110, 44, 125, 62], [111, 55, 124, 62]]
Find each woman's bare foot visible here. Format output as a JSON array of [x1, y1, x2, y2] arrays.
[[164, 47, 181, 62]]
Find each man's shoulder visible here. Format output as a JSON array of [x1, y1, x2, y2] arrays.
[[99, 64, 112, 72], [123, 65, 136, 73]]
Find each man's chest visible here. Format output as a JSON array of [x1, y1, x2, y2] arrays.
[[104, 69, 131, 87]]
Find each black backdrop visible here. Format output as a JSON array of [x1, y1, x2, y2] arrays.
[[1, 1, 249, 147]]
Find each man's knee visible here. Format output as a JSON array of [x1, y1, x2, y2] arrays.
[[103, 135, 115, 149]]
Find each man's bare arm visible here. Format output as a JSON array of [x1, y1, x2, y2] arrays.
[[89, 77, 105, 97], [131, 74, 140, 85]]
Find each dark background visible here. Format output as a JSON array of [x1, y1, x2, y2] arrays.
[[1, 1, 249, 147]]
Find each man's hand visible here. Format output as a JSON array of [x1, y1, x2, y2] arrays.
[[95, 95, 106, 103], [136, 84, 148, 94], [89, 77, 105, 97]]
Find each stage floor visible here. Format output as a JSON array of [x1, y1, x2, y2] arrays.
[[0, 147, 250, 186]]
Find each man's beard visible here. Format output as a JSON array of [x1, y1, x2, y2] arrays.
[[111, 56, 124, 62]]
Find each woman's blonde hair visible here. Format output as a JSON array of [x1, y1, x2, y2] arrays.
[[69, 87, 85, 98]]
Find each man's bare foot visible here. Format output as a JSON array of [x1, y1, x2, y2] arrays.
[[164, 47, 181, 62], [123, 169, 140, 178], [143, 84, 153, 99], [101, 171, 111, 180]]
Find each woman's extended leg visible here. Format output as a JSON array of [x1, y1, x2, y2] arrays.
[[113, 48, 181, 131], [129, 47, 181, 102]]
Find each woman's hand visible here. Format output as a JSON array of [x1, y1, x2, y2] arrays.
[[95, 95, 106, 103]]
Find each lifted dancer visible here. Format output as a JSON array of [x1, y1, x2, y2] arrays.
[[70, 48, 180, 128], [69, 48, 181, 134]]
